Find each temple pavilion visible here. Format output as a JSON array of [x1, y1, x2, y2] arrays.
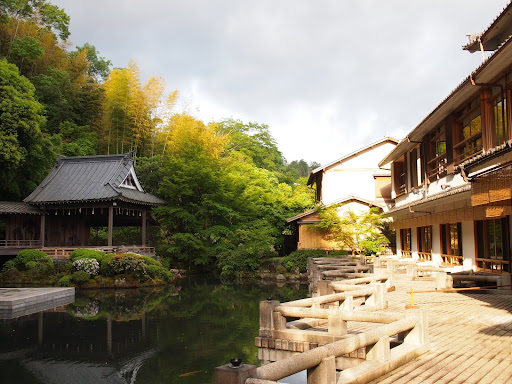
[[0, 153, 165, 255]]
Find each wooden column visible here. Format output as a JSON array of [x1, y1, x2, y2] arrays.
[[108, 206, 113, 247], [40, 213, 46, 247], [141, 209, 147, 246]]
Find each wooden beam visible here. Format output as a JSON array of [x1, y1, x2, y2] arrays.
[[141, 209, 147, 246], [108, 206, 113, 247], [40, 213, 46, 248]]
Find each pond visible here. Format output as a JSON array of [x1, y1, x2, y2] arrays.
[[0, 277, 308, 384]]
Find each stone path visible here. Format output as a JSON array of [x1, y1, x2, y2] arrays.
[[369, 269, 512, 384]]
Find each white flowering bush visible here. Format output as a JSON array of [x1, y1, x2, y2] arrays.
[[72, 258, 100, 276]]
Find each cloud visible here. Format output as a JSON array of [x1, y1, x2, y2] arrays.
[[56, 0, 510, 164]]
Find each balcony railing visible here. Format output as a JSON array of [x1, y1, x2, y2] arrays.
[[476, 258, 510, 273], [440, 254, 463, 266], [0, 239, 42, 248], [417, 252, 432, 262]]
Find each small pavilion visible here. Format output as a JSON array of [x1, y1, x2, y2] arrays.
[[1, 153, 164, 254]]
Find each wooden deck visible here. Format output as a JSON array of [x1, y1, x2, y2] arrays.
[[369, 267, 512, 384]]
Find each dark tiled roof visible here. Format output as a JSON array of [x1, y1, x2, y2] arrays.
[[24, 153, 165, 206], [0, 202, 43, 215], [286, 195, 385, 223], [463, 2, 512, 52]]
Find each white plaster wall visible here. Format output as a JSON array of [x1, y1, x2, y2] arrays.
[[461, 221, 476, 271], [394, 173, 469, 209], [321, 142, 395, 205], [431, 224, 442, 267], [335, 201, 370, 217], [411, 227, 418, 261], [396, 230, 402, 257]]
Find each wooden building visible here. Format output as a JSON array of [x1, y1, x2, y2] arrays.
[[1, 153, 164, 254], [380, 3, 512, 273], [287, 136, 398, 250]]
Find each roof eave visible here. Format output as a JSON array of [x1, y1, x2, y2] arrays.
[[380, 36, 512, 167]]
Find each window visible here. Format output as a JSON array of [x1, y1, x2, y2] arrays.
[[409, 147, 422, 188], [454, 98, 482, 164], [417, 226, 432, 253], [393, 156, 407, 196], [417, 226, 432, 262], [492, 90, 507, 145], [476, 218, 510, 272], [374, 176, 391, 199], [440, 223, 462, 265], [426, 126, 447, 181], [400, 228, 411, 253]]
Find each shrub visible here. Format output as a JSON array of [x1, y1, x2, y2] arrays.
[[100, 253, 115, 275], [59, 275, 73, 286], [2, 259, 16, 272], [25, 261, 37, 270], [142, 256, 162, 267], [276, 265, 288, 274], [69, 249, 106, 263], [146, 264, 175, 282], [106, 253, 147, 277], [72, 270, 91, 284], [73, 258, 100, 276], [15, 249, 52, 271]]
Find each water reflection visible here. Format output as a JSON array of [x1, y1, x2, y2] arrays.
[[0, 277, 308, 384]]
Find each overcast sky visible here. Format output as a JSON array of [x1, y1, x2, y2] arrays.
[[54, 0, 510, 165]]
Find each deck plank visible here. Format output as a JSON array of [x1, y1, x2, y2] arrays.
[[368, 268, 512, 383]]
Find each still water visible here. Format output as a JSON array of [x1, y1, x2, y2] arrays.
[[0, 277, 308, 384]]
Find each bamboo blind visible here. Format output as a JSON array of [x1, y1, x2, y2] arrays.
[[471, 167, 512, 206]]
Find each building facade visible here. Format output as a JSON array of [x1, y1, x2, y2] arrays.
[[380, 3, 512, 273], [287, 136, 398, 250]]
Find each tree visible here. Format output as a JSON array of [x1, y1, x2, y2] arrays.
[[0, 58, 55, 199], [70, 43, 111, 81], [0, 0, 70, 42], [10, 35, 44, 75], [315, 206, 390, 255], [217, 119, 286, 174]]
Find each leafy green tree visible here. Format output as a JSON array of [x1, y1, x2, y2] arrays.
[[0, 58, 56, 199], [0, 0, 70, 41], [315, 206, 389, 255], [217, 119, 286, 174], [32, 67, 75, 132], [10, 35, 44, 75], [70, 43, 111, 82]]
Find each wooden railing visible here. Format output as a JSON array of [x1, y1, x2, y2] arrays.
[[417, 251, 433, 262], [0, 239, 42, 248], [476, 258, 510, 273], [39, 246, 156, 258], [440, 253, 463, 266], [400, 250, 412, 259], [217, 278, 429, 384]]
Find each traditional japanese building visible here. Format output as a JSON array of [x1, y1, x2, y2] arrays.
[[380, 2, 512, 273], [287, 136, 398, 251], [1, 153, 164, 254]]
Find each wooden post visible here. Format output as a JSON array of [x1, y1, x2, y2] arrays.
[[108, 206, 113, 247], [307, 355, 336, 384], [40, 213, 46, 247], [141, 209, 147, 246]]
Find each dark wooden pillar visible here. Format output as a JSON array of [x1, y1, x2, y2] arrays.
[[40, 213, 46, 247], [108, 206, 113, 247], [141, 209, 147, 246]]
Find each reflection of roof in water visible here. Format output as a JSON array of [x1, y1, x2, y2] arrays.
[[22, 349, 158, 384]]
